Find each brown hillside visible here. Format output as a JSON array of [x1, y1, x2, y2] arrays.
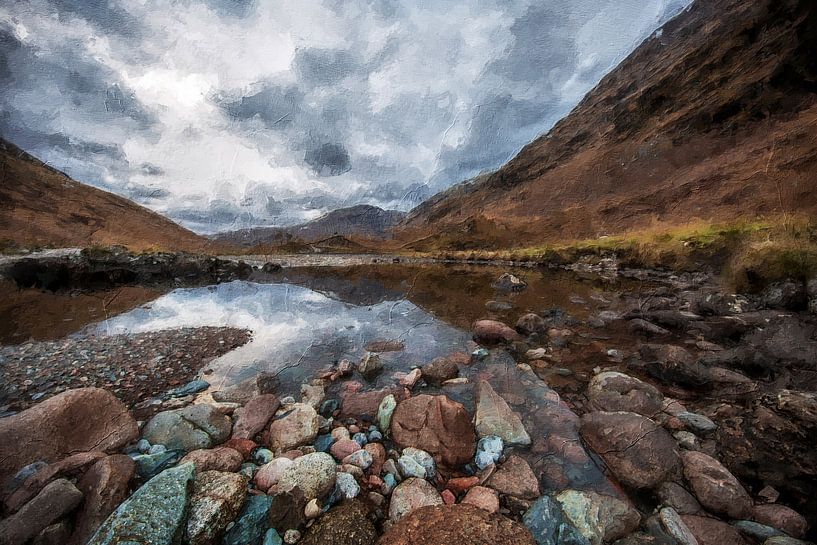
[[398, 0, 817, 250], [0, 139, 213, 252]]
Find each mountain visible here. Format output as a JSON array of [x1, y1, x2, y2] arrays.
[[0, 139, 212, 252], [398, 0, 817, 250], [214, 204, 406, 247]]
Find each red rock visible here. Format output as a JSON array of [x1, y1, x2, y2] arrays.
[[681, 451, 752, 519], [462, 486, 499, 513], [0, 479, 83, 545], [752, 503, 808, 539], [340, 388, 405, 419], [442, 489, 456, 505], [365, 443, 386, 475], [391, 395, 476, 467], [579, 411, 681, 489], [680, 514, 749, 545], [67, 455, 134, 545], [472, 320, 522, 344], [5, 451, 106, 512], [331, 439, 362, 461], [369, 475, 384, 488], [232, 394, 280, 440], [421, 357, 460, 386], [486, 455, 540, 500], [180, 447, 243, 472], [223, 438, 257, 460], [254, 458, 294, 492], [397, 369, 423, 388], [378, 504, 536, 545], [446, 352, 472, 366], [0, 388, 138, 483], [447, 476, 480, 495], [283, 450, 304, 460]]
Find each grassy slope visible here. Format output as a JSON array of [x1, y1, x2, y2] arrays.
[[396, 0, 817, 253], [0, 139, 220, 253]]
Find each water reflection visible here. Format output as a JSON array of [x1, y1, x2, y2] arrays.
[[97, 280, 470, 395]]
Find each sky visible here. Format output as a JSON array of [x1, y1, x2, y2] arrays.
[[0, 0, 690, 233]]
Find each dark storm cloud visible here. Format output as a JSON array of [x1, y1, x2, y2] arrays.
[[304, 143, 351, 176], [47, 0, 142, 36], [293, 48, 362, 87]]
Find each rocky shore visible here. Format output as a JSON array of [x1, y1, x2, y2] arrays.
[[0, 270, 816, 545], [0, 327, 251, 414]]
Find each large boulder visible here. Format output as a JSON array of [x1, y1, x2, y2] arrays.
[[472, 320, 522, 344], [231, 394, 280, 440], [579, 411, 681, 489], [555, 490, 641, 545], [185, 471, 248, 545], [474, 381, 531, 446], [0, 478, 83, 545], [388, 478, 443, 521], [681, 451, 752, 519], [0, 388, 138, 482], [586, 372, 663, 416], [301, 500, 377, 545], [268, 403, 320, 453], [68, 455, 135, 545], [142, 404, 232, 452], [379, 504, 536, 545], [391, 395, 476, 467], [87, 463, 195, 545]]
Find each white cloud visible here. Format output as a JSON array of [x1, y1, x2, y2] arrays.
[[0, 0, 692, 232]]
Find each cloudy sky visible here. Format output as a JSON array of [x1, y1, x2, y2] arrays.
[[0, 0, 690, 233]]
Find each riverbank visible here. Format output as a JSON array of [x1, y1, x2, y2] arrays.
[[0, 327, 251, 414]]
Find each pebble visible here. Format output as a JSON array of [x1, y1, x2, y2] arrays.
[[731, 520, 784, 541], [331, 427, 351, 441], [352, 432, 368, 447], [475, 436, 503, 470], [284, 529, 301, 544], [336, 472, 361, 499], [677, 411, 717, 434], [320, 399, 339, 417], [263, 528, 284, 545], [136, 439, 151, 453], [254, 448, 275, 465], [381, 474, 398, 495], [368, 430, 383, 442], [147, 444, 166, 455], [398, 455, 427, 479], [314, 434, 334, 453], [343, 450, 373, 470], [378, 394, 397, 433], [402, 447, 436, 479], [304, 498, 322, 519]]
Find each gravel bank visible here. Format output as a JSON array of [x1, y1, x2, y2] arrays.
[[0, 327, 251, 413]]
